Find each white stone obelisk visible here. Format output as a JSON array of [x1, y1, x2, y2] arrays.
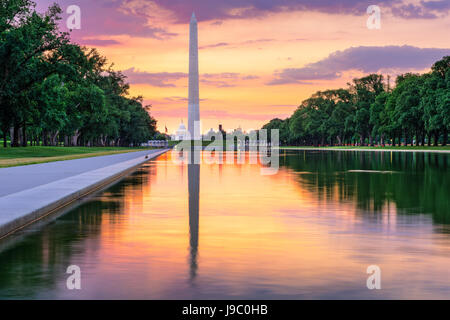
[[188, 12, 200, 140]]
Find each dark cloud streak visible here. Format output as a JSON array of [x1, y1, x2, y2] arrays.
[[151, 0, 449, 22], [78, 39, 121, 46], [267, 45, 449, 85], [39, 0, 450, 42], [123, 68, 259, 87]]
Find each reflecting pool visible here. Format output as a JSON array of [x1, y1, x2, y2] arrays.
[[0, 150, 449, 299]]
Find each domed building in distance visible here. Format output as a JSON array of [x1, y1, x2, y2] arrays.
[[172, 120, 188, 141]]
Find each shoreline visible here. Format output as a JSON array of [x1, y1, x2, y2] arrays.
[[0, 146, 152, 168], [278, 147, 450, 154], [0, 149, 169, 240]]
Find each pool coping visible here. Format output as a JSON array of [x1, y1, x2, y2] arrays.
[[278, 147, 450, 153], [0, 149, 169, 240]]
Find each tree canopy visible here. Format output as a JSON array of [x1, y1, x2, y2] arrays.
[[0, 0, 158, 147], [263, 56, 450, 147]]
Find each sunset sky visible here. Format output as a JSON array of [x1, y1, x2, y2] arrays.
[[37, 0, 450, 134]]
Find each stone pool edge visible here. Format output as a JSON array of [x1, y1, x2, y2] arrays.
[[278, 147, 450, 153], [0, 149, 169, 240]]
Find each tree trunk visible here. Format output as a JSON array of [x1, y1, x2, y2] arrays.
[[443, 129, 448, 146], [12, 126, 19, 147], [434, 132, 439, 146], [2, 128, 7, 147], [21, 125, 27, 147], [17, 127, 23, 146], [368, 132, 373, 146], [50, 131, 59, 146], [72, 131, 81, 146], [43, 130, 48, 146]]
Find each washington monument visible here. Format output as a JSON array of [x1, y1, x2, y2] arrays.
[[188, 12, 200, 140]]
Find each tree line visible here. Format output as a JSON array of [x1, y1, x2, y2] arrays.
[[263, 56, 450, 147], [0, 0, 159, 148]]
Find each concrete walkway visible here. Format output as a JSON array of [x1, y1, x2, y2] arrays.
[[0, 149, 168, 239], [0, 149, 164, 197]]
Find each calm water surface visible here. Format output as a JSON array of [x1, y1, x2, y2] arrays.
[[0, 150, 449, 299]]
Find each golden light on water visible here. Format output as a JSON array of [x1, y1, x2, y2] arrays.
[[50, 151, 448, 299]]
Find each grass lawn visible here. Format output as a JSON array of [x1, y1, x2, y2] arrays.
[[169, 140, 215, 146], [280, 145, 450, 151], [0, 146, 154, 168], [168, 140, 181, 147]]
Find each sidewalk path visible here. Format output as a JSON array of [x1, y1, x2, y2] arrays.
[[0, 149, 163, 198]]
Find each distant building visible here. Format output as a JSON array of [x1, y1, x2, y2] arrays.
[[218, 124, 226, 138], [231, 126, 244, 135], [203, 128, 217, 140]]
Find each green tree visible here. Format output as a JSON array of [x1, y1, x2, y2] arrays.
[[390, 74, 425, 146], [262, 118, 290, 145], [0, 1, 68, 146], [370, 91, 390, 146], [349, 74, 385, 145], [422, 56, 450, 146]]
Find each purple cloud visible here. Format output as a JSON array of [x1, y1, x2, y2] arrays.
[[200, 38, 276, 50], [79, 39, 121, 46], [147, 0, 449, 22], [164, 96, 189, 102], [199, 42, 230, 49], [150, 0, 384, 22], [162, 96, 208, 102], [241, 38, 275, 45], [200, 79, 236, 88], [203, 73, 241, 79], [36, 0, 450, 44], [242, 75, 260, 80], [124, 69, 259, 87], [422, 0, 450, 10], [123, 68, 187, 87], [392, 0, 450, 19], [37, 0, 177, 39], [267, 45, 450, 85], [392, 4, 436, 19]]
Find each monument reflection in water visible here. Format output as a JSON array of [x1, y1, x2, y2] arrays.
[[188, 150, 200, 282]]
